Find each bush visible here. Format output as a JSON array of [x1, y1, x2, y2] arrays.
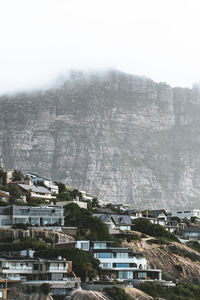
[[12, 223, 28, 230], [35, 247, 100, 282], [0, 238, 48, 252], [133, 218, 179, 242], [40, 283, 51, 295], [140, 281, 200, 300], [186, 241, 200, 253], [104, 287, 132, 300], [64, 203, 112, 241]]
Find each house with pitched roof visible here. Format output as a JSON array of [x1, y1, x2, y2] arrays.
[[93, 214, 132, 231]]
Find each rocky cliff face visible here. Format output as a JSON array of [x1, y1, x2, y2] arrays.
[[1, 70, 200, 209], [123, 239, 200, 284]]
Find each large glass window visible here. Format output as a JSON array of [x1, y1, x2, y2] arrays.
[[101, 263, 111, 268], [138, 272, 147, 279], [30, 218, 40, 225], [53, 288, 66, 295], [116, 252, 128, 258], [81, 242, 89, 250], [119, 271, 133, 279], [98, 252, 112, 258], [15, 218, 28, 224], [49, 263, 59, 270], [116, 263, 130, 268], [51, 273, 63, 281], [93, 243, 107, 249]]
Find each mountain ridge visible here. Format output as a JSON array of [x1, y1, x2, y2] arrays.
[[1, 70, 200, 209]]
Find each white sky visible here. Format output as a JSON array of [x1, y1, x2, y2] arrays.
[[0, 0, 200, 94]]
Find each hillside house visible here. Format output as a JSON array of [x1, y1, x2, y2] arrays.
[[93, 214, 132, 231], [171, 209, 200, 220], [0, 256, 80, 298], [182, 226, 200, 240], [18, 184, 56, 201], [61, 240, 162, 282], [0, 205, 64, 226]]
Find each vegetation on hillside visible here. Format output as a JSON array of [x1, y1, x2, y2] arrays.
[[104, 287, 132, 300], [35, 247, 100, 281], [0, 238, 48, 251], [140, 281, 200, 300], [133, 218, 179, 242], [64, 203, 112, 240]]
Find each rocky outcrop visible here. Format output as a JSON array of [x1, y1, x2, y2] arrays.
[[64, 288, 153, 300], [64, 290, 110, 300], [123, 238, 200, 284], [1, 70, 200, 209], [0, 227, 73, 244], [125, 287, 154, 300]]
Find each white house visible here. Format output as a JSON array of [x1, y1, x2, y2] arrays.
[[72, 240, 162, 282], [171, 209, 200, 220], [18, 184, 56, 201]]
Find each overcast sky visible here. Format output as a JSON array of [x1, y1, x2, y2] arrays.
[[1, 0, 200, 95]]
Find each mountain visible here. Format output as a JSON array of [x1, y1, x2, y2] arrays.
[[1, 70, 200, 209]]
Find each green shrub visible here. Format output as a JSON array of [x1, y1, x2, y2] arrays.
[[140, 281, 200, 300], [35, 247, 100, 282], [64, 203, 112, 241], [104, 287, 132, 300], [133, 218, 179, 242]]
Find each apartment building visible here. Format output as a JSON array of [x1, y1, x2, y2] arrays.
[[0, 256, 80, 298], [58, 240, 162, 282], [0, 205, 64, 226], [171, 209, 200, 220]]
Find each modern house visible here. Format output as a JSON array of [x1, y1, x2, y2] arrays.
[[18, 184, 56, 201], [93, 214, 132, 231], [0, 205, 64, 226], [59, 240, 162, 282], [182, 226, 200, 240], [171, 209, 200, 220], [57, 199, 87, 210], [0, 256, 80, 298]]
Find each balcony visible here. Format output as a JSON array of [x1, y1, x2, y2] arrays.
[[1, 267, 32, 274]]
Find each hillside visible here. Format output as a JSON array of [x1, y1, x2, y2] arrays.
[[1, 70, 200, 209], [123, 237, 200, 284]]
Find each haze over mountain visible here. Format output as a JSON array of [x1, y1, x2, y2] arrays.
[[1, 69, 200, 209]]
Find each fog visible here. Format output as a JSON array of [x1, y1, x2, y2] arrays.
[[1, 0, 200, 95]]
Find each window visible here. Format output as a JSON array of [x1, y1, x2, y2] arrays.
[[119, 271, 133, 279], [93, 243, 106, 249], [52, 273, 63, 281], [98, 252, 112, 258], [49, 263, 59, 270], [53, 288, 66, 295], [116, 263, 130, 268], [81, 242, 89, 250], [138, 272, 147, 279], [116, 253, 128, 258], [101, 263, 111, 268]]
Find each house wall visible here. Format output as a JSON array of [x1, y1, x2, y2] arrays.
[[171, 209, 200, 219]]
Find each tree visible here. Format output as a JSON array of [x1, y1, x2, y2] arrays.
[[40, 283, 51, 295], [92, 197, 100, 208], [70, 189, 83, 200], [35, 247, 100, 282], [12, 170, 24, 181], [55, 182, 67, 194], [64, 203, 112, 241], [0, 168, 6, 185], [9, 184, 22, 203]]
